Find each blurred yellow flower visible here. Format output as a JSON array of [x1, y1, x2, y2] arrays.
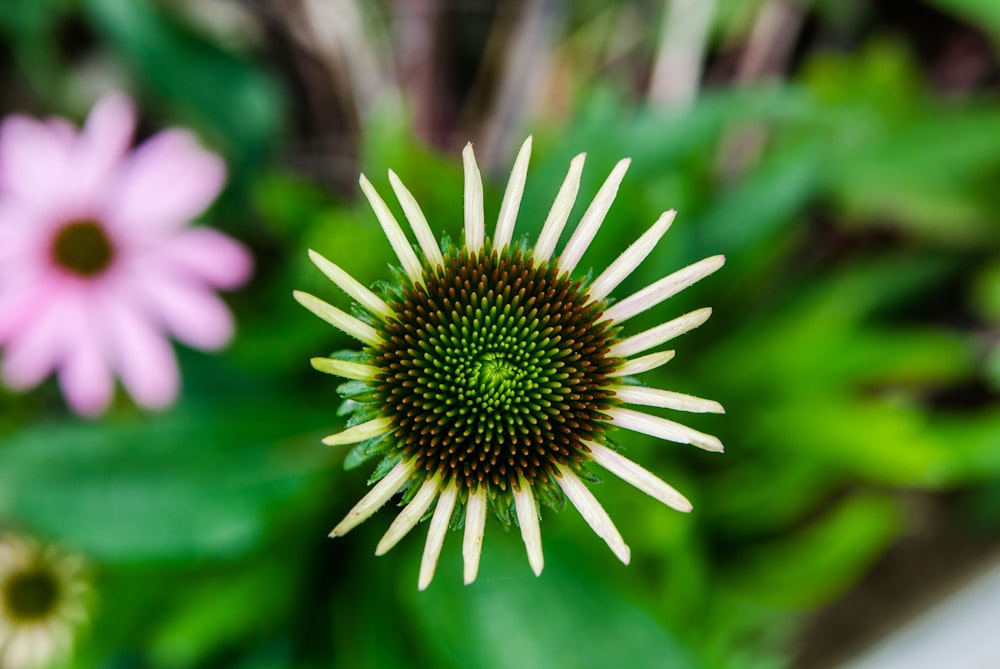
[[0, 534, 90, 669]]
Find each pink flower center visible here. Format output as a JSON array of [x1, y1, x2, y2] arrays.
[[50, 220, 115, 277]]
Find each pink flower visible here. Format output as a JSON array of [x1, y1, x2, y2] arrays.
[[0, 93, 252, 416]]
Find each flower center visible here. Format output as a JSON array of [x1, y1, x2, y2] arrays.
[[476, 352, 522, 395], [3, 568, 59, 621], [50, 220, 115, 277], [374, 247, 620, 492]]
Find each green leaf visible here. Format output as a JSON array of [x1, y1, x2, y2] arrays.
[[721, 493, 903, 608], [82, 0, 283, 174], [698, 140, 826, 253], [801, 41, 1000, 242], [927, 0, 1000, 42], [0, 395, 331, 563], [751, 399, 954, 486], [930, 412, 1000, 482], [148, 561, 291, 668], [0, 0, 77, 107], [404, 539, 699, 669]]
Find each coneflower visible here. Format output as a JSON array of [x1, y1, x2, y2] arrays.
[[296, 137, 724, 589]]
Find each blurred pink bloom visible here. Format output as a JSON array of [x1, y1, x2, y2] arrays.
[[0, 93, 252, 416]]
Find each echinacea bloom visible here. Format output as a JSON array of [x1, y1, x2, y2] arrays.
[[0, 534, 90, 669], [298, 137, 724, 589], [0, 93, 252, 416]]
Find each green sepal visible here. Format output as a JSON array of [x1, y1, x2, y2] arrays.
[[449, 498, 468, 531], [346, 406, 382, 428], [337, 380, 375, 401], [368, 455, 402, 485], [534, 475, 567, 513], [571, 460, 603, 485], [343, 444, 370, 470], [336, 399, 361, 417], [372, 278, 406, 304], [350, 302, 380, 327], [399, 472, 428, 505], [487, 488, 515, 528], [343, 432, 392, 470], [438, 235, 459, 256], [596, 436, 624, 453], [385, 265, 412, 298], [328, 349, 373, 364]]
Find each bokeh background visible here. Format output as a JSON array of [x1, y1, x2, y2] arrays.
[[2, 0, 1000, 667]]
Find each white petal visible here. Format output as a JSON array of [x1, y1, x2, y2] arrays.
[[610, 350, 676, 377], [494, 136, 532, 250], [604, 255, 725, 324], [359, 174, 424, 285], [513, 480, 544, 576], [612, 385, 725, 414], [293, 290, 383, 347], [558, 158, 631, 276], [534, 153, 586, 262], [556, 466, 630, 564], [310, 357, 379, 381], [588, 210, 676, 302], [388, 170, 444, 269], [609, 307, 712, 359], [308, 249, 391, 319], [586, 441, 692, 512], [419, 481, 459, 590], [322, 416, 392, 446], [376, 477, 441, 555], [463, 486, 488, 585], [463, 143, 485, 253], [330, 460, 415, 536], [607, 407, 724, 452]]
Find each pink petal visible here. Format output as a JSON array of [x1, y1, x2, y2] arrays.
[[73, 92, 136, 197], [0, 115, 74, 204], [0, 297, 66, 390], [103, 299, 179, 411], [135, 270, 236, 350], [60, 345, 115, 417], [106, 129, 226, 233], [0, 200, 48, 270], [0, 282, 51, 343], [159, 227, 253, 290], [57, 300, 115, 417], [0, 291, 26, 342], [47, 118, 76, 145], [0, 200, 25, 248]]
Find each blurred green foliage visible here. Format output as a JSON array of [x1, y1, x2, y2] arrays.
[[1, 1, 999, 668]]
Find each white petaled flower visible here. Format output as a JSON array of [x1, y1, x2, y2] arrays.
[[297, 137, 724, 589], [0, 534, 90, 669]]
